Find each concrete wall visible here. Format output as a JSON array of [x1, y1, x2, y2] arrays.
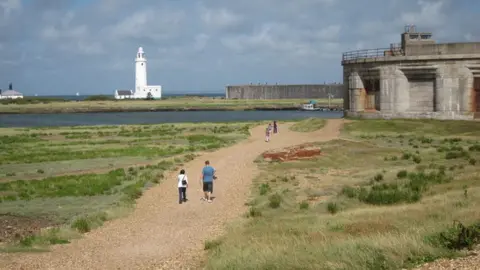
[[225, 84, 343, 99], [408, 79, 435, 112], [343, 57, 480, 120], [405, 42, 480, 56]]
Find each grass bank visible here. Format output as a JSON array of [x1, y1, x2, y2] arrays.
[[0, 97, 343, 114], [204, 119, 480, 270], [0, 121, 259, 252], [289, 118, 326, 132]]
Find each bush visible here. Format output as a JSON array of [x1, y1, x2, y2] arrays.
[[469, 158, 477, 166], [259, 183, 271, 195], [204, 239, 222, 250], [341, 186, 358, 198], [327, 202, 339, 214], [71, 218, 90, 233], [397, 170, 408, 179], [37, 169, 45, 174], [430, 221, 480, 250], [468, 144, 480, 152], [402, 152, 412, 160], [248, 207, 262, 217], [373, 173, 384, 182], [268, 193, 282, 208], [299, 201, 309, 210], [412, 156, 422, 164], [419, 136, 433, 144], [360, 183, 421, 205], [445, 151, 467, 160], [84, 95, 114, 101], [357, 170, 450, 206]]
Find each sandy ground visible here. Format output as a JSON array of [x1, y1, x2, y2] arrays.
[[1, 119, 478, 270]]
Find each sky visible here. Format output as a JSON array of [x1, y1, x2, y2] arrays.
[[0, 0, 479, 95]]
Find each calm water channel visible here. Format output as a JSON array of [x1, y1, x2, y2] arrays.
[[0, 110, 344, 128]]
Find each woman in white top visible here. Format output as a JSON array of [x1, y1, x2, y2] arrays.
[[178, 169, 188, 204]]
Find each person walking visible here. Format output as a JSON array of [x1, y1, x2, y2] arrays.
[[177, 169, 188, 204], [273, 121, 278, 134], [265, 126, 271, 142], [200, 160, 216, 203]]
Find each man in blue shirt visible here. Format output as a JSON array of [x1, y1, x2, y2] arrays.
[[200, 160, 216, 203]]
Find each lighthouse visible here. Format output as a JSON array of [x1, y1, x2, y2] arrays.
[[135, 47, 147, 91], [114, 46, 162, 100]]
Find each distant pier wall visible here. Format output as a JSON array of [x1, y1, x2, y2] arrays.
[[225, 84, 343, 99]]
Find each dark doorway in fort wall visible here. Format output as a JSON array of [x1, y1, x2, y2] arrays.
[[474, 77, 480, 113], [363, 79, 380, 111]]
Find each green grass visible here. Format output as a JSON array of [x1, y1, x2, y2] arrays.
[[289, 118, 327, 132], [0, 121, 258, 251], [204, 119, 480, 270], [0, 97, 343, 114], [0, 122, 252, 167]]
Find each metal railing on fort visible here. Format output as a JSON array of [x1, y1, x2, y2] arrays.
[[342, 45, 404, 61]]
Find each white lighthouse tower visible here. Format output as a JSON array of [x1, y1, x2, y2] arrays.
[[135, 47, 147, 91], [115, 46, 162, 100]]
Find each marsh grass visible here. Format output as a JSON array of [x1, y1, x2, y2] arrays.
[[0, 122, 253, 175], [289, 118, 326, 132], [205, 119, 480, 270]]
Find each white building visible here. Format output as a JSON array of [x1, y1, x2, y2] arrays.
[[114, 47, 162, 100], [0, 90, 23, 99], [114, 90, 134, 99]]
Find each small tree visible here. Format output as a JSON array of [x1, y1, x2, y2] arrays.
[[146, 92, 154, 100]]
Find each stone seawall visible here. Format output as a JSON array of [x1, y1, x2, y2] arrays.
[[345, 110, 475, 120], [225, 84, 344, 99]]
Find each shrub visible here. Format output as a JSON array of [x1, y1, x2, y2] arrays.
[[248, 207, 262, 217], [341, 186, 358, 198], [299, 201, 309, 210], [445, 151, 467, 160], [84, 95, 114, 101], [412, 156, 422, 164], [397, 170, 408, 179], [402, 152, 412, 160], [360, 184, 421, 205], [327, 202, 339, 214], [259, 183, 271, 195], [204, 239, 222, 250], [37, 169, 45, 174], [373, 173, 384, 182], [429, 221, 480, 250], [71, 218, 90, 233], [469, 158, 477, 165], [444, 138, 462, 144], [419, 137, 433, 144], [268, 193, 282, 208], [469, 144, 480, 152]]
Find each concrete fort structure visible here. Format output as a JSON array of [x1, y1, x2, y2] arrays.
[[225, 84, 343, 99], [114, 47, 162, 100], [342, 25, 480, 120]]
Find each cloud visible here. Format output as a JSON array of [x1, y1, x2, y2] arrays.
[[0, 0, 477, 95], [106, 9, 186, 42], [398, 0, 447, 28], [200, 7, 243, 31], [0, 0, 21, 19]]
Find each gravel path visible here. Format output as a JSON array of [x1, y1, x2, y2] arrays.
[[0, 119, 344, 270], [411, 249, 480, 270]]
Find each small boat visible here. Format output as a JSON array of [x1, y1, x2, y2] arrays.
[[301, 103, 321, 111]]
